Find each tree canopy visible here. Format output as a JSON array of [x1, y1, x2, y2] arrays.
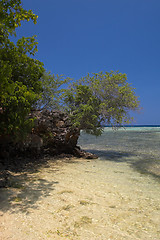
[[0, 0, 37, 43], [0, 0, 44, 139], [35, 71, 70, 111], [64, 71, 139, 135], [0, 0, 140, 140]]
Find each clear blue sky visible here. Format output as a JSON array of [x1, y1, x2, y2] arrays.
[[15, 0, 160, 125]]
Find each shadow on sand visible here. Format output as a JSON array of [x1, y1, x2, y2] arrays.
[[0, 154, 79, 214], [0, 156, 62, 214]]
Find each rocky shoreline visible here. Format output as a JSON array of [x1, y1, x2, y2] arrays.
[[0, 110, 97, 188]]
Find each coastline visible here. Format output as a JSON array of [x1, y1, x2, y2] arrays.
[[0, 155, 160, 240]]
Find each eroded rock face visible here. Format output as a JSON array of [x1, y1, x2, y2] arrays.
[[0, 109, 97, 160], [0, 110, 98, 187], [30, 109, 80, 156]]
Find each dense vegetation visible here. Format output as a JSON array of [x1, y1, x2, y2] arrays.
[[0, 0, 44, 139], [0, 0, 139, 143], [64, 72, 139, 135]]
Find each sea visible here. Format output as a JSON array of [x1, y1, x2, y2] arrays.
[[78, 126, 160, 169], [77, 126, 160, 238]]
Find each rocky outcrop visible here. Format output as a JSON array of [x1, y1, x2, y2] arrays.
[[29, 109, 80, 155], [30, 109, 98, 159], [0, 109, 98, 161], [0, 109, 98, 187], [73, 146, 98, 159]]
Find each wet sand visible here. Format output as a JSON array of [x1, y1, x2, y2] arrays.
[[0, 156, 160, 240]]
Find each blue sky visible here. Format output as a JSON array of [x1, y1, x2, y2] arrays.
[[15, 0, 160, 124]]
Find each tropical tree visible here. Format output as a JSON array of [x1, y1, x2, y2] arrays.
[[0, 0, 44, 139], [64, 71, 139, 136], [0, 0, 37, 43], [36, 71, 70, 110], [0, 0, 140, 141]]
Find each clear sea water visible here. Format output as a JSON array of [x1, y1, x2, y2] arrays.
[[77, 127, 160, 238], [78, 126, 160, 180], [1, 127, 159, 239]]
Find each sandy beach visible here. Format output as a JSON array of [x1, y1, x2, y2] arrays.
[[0, 155, 160, 240]]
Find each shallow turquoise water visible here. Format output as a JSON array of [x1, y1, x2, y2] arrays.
[[77, 127, 160, 239], [78, 127, 160, 154], [78, 127, 160, 180]]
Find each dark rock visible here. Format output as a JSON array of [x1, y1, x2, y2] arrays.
[[0, 110, 99, 188], [73, 146, 98, 159], [28, 110, 80, 156]]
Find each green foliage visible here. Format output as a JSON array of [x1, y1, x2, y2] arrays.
[[64, 84, 103, 135], [0, 39, 44, 138], [0, 0, 140, 140], [0, 0, 38, 44], [36, 71, 70, 110], [0, 0, 44, 139], [64, 71, 139, 135]]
